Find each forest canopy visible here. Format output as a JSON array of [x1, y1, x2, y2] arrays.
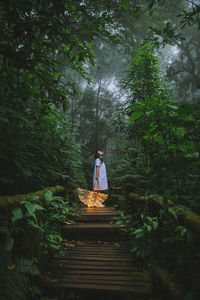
[[0, 0, 199, 204]]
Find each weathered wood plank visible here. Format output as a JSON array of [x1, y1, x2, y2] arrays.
[[48, 263, 140, 271], [64, 223, 125, 228], [54, 259, 135, 267], [63, 255, 134, 262], [64, 247, 129, 252], [45, 282, 152, 294], [46, 273, 148, 282], [55, 269, 144, 276], [54, 278, 151, 288], [65, 253, 134, 258], [64, 243, 129, 248], [77, 207, 116, 211]]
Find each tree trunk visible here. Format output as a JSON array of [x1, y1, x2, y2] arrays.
[[95, 79, 102, 150]]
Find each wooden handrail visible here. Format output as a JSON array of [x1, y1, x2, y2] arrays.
[[0, 185, 65, 208], [129, 192, 200, 234], [148, 263, 184, 299]]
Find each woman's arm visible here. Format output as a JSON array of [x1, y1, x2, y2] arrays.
[[96, 166, 99, 180]]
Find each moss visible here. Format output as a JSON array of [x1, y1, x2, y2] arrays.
[[129, 192, 200, 234], [182, 211, 200, 233], [0, 185, 65, 208], [129, 192, 142, 201], [148, 263, 184, 299]]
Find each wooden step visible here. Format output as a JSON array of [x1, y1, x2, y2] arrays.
[[64, 223, 125, 229], [73, 206, 119, 222], [44, 205, 153, 298], [63, 222, 126, 241], [44, 242, 152, 298]]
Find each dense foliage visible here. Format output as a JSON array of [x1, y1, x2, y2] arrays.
[[0, 0, 123, 195], [110, 44, 200, 299], [0, 189, 77, 299]]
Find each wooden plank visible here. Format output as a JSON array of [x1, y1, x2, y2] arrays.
[[45, 282, 152, 294], [77, 210, 118, 214], [76, 213, 118, 216], [63, 247, 126, 252], [65, 254, 134, 259], [48, 264, 140, 271], [63, 241, 129, 245], [65, 253, 134, 259], [64, 223, 125, 228], [65, 251, 132, 256], [66, 243, 130, 248], [49, 266, 143, 274], [54, 259, 135, 267], [46, 274, 148, 282], [63, 255, 134, 262], [56, 278, 151, 288], [65, 250, 132, 255], [76, 210, 116, 214], [78, 207, 116, 211], [65, 247, 131, 252], [57, 269, 144, 276]]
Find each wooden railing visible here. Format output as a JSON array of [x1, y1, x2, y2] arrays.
[[129, 192, 200, 234], [0, 185, 65, 208], [128, 191, 200, 299]]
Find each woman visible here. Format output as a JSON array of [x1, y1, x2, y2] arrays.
[[93, 150, 108, 192]]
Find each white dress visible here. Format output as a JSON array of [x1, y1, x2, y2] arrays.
[[93, 158, 108, 191]]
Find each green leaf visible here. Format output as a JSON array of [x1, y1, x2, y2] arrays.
[[168, 207, 177, 220], [115, 220, 123, 225], [153, 221, 158, 230], [23, 201, 44, 217], [130, 111, 143, 122], [146, 225, 152, 232], [6, 237, 14, 252], [135, 232, 144, 239], [153, 134, 164, 144], [131, 246, 139, 253], [44, 190, 53, 203], [11, 207, 23, 222], [133, 228, 143, 234], [27, 219, 44, 231]]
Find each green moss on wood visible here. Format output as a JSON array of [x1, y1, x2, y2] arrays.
[[148, 263, 184, 299], [181, 211, 200, 233], [129, 192, 200, 234], [0, 185, 65, 208]]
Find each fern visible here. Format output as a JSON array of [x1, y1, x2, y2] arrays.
[[2, 270, 27, 300], [0, 255, 40, 300], [15, 257, 39, 276]]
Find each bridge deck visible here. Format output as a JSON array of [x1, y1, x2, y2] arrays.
[[43, 206, 153, 299]]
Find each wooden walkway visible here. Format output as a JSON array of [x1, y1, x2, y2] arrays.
[[43, 206, 153, 299]]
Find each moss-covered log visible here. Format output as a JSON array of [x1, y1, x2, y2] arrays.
[[175, 210, 200, 234], [0, 185, 65, 208], [129, 192, 200, 234], [148, 263, 184, 299]]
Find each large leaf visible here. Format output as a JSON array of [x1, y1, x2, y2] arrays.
[[11, 207, 23, 223], [130, 111, 143, 122], [21, 201, 44, 217], [6, 236, 14, 252], [44, 190, 53, 204]]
